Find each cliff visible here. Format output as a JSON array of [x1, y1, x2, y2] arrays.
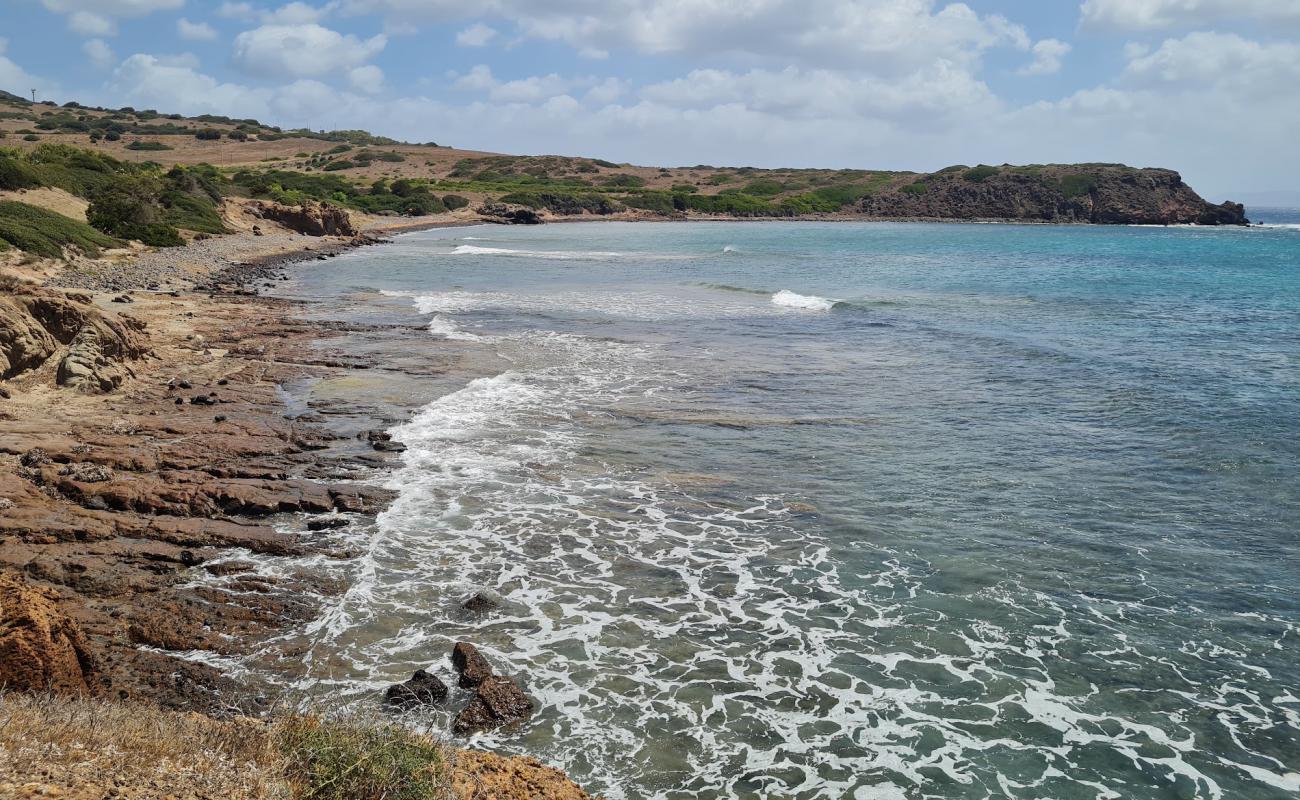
[[859, 164, 1247, 225]]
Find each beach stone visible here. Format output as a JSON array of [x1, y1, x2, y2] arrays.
[[19, 448, 50, 468], [0, 573, 98, 694], [306, 515, 349, 531], [453, 676, 534, 735], [384, 668, 448, 709], [451, 641, 494, 689], [58, 463, 113, 483], [461, 590, 502, 614]]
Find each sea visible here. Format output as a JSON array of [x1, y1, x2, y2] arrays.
[[216, 210, 1300, 799]]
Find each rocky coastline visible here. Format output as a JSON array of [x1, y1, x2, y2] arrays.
[[0, 206, 593, 798]]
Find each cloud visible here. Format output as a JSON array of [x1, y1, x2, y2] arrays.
[[455, 23, 498, 47], [176, 18, 219, 41], [0, 38, 57, 98], [40, 0, 184, 35], [68, 11, 116, 36], [217, 1, 335, 24], [82, 37, 117, 67], [348, 64, 384, 93], [1123, 31, 1300, 91], [232, 23, 386, 78], [1079, 0, 1300, 30], [340, 0, 1030, 71], [1019, 39, 1071, 76], [218, 2, 255, 19]]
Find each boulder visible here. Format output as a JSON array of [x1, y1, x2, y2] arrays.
[[453, 675, 534, 735], [461, 590, 501, 614], [0, 573, 98, 694], [384, 668, 448, 709], [476, 203, 544, 225], [451, 641, 494, 689], [246, 200, 358, 237]]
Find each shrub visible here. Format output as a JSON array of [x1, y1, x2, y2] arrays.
[[671, 183, 698, 194], [22, 134, 39, 142], [499, 191, 624, 215], [601, 173, 645, 188], [1058, 173, 1098, 198], [443, 194, 469, 210], [194, 129, 222, 140], [0, 153, 42, 190], [741, 179, 784, 196], [323, 160, 356, 171], [87, 174, 184, 247], [962, 165, 1000, 183], [126, 140, 172, 151], [591, 158, 619, 168], [900, 181, 929, 195], [706, 173, 733, 185], [104, 131, 121, 141], [275, 716, 449, 800], [227, 130, 249, 141], [0, 200, 122, 258]]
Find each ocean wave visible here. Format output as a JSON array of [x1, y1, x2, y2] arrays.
[[450, 244, 624, 259], [696, 282, 771, 296], [771, 289, 837, 312]]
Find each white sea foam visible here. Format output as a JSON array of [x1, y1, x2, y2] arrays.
[[772, 289, 837, 311], [450, 244, 623, 259]]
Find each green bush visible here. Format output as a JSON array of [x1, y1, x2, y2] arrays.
[[443, 194, 469, 210], [962, 165, 1000, 183], [0, 201, 122, 259], [1058, 173, 1098, 198], [591, 158, 619, 168], [500, 191, 624, 215], [22, 134, 39, 142], [671, 183, 698, 194], [275, 717, 449, 800], [601, 173, 645, 188], [706, 173, 733, 185], [323, 160, 356, 171], [741, 179, 784, 196], [126, 140, 172, 151], [195, 129, 222, 140], [87, 174, 184, 247], [900, 181, 929, 195]]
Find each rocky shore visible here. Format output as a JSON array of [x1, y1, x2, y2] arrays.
[[0, 207, 593, 798]]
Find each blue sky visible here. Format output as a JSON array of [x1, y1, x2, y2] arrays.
[[4, 1, 1299, 200]]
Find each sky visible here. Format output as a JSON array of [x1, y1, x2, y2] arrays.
[[3, 0, 1299, 201]]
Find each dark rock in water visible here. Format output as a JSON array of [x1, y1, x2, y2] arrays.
[[461, 590, 501, 614], [179, 550, 203, 567], [365, 429, 392, 443], [372, 440, 406, 453], [384, 668, 448, 709], [451, 641, 495, 689], [453, 675, 534, 735], [306, 516, 349, 531]]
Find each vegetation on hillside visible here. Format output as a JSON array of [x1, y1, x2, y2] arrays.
[[0, 201, 123, 258]]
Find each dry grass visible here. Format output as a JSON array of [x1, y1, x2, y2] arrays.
[[0, 693, 459, 800], [0, 692, 285, 799]]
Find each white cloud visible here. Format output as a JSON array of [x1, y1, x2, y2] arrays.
[[82, 37, 117, 67], [455, 23, 498, 47], [0, 38, 57, 98], [69, 11, 116, 36], [1123, 31, 1300, 91], [1019, 38, 1071, 76], [340, 0, 1030, 71], [452, 65, 636, 106], [262, 2, 334, 24], [218, 2, 255, 20], [177, 18, 219, 41], [232, 24, 386, 78], [1080, 0, 1300, 29], [348, 64, 385, 93], [41, 0, 184, 35]]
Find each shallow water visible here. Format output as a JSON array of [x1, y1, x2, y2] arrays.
[[231, 220, 1298, 799]]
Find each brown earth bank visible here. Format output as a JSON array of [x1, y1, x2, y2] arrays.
[[0, 209, 597, 797]]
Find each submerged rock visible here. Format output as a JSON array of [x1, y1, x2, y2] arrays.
[[461, 590, 502, 614], [384, 668, 448, 709], [453, 675, 534, 735], [451, 641, 494, 689]]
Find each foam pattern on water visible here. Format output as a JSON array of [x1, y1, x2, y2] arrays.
[[185, 270, 1299, 799]]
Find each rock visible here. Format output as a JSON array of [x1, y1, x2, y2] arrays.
[[476, 203, 544, 225], [179, 550, 203, 567], [190, 395, 217, 406], [453, 675, 534, 735], [461, 590, 501, 614], [306, 516, 349, 531], [214, 415, 227, 423], [372, 440, 407, 453], [0, 573, 98, 694], [252, 225, 264, 236], [111, 295, 133, 304], [384, 668, 448, 709], [246, 200, 358, 237], [19, 448, 50, 468], [451, 641, 495, 689], [0, 386, 9, 399], [57, 463, 113, 483], [0, 287, 147, 391]]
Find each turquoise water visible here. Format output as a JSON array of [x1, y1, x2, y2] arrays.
[[261, 220, 1298, 799]]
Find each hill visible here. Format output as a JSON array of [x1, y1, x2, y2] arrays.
[[0, 91, 1246, 234]]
